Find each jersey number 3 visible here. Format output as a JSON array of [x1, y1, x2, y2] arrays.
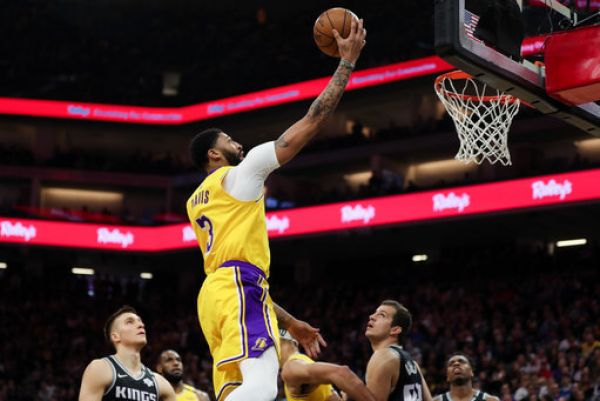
[[196, 215, 214, 254]]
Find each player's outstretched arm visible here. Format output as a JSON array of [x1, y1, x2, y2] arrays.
[[78, 359, 113, 401], [274, 18, 366, 166], [282, 360, 377, 401], [274, 302, 327, 358]]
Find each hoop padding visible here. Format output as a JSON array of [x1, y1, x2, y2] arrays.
[[435, 71, 521, 166]]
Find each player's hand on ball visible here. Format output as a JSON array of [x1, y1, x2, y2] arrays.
[[332, 18, 366, 65], [288, 319, 328, 359]]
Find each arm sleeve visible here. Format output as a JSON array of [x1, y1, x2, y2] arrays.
[[223, 141, 280, 201]]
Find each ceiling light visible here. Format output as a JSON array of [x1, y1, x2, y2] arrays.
[[556, 239, 587, 247], [72, 267, 94, 275], [412, 254, 428, 262]]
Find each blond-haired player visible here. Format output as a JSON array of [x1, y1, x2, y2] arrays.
[[78, 306, 177, 401]]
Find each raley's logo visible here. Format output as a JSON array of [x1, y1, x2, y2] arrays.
[[531, 179, 572, 200], [0, 221, 37, 241], [341, 204, 376, 224], [97, 228, 134, 248], [432, 192, 470, 213], [267, 215, 290, 234], [182, 226, 196, 242]]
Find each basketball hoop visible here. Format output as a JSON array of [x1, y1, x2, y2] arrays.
[[435, 70, 521, 166]]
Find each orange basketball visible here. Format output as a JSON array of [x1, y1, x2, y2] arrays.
[[313, 7, 359, 58]]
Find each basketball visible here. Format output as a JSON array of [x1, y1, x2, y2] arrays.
[[313, 7, 359, 58]]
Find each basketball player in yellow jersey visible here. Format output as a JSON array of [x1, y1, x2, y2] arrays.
[[156, 350, 210, 401], [280, 330, 377, 401], [186, 18, 367, 401]]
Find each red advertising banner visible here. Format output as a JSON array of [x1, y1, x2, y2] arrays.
[[528, 0, 600, 10], [0, 56, 453, 124], [521, 35, 547, 56], [1, 169, 598, 252]]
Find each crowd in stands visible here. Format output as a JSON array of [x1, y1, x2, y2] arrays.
[[2, 128, 600, 225], [47, 147, 187, 175], [0, 244, 598, 401], [4, 1, 599, 106], [1, 1, 433, 106]]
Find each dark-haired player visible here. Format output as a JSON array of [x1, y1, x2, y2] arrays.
[[365, 300, 433, 401], [186, 17, 367, 401], [156, 349, 210, 401], [78, 306, 176, 401], [433, 354, 499, 401]]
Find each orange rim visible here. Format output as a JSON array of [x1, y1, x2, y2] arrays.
[[435, 70, 520, 104]]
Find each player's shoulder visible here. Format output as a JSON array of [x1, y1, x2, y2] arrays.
[[204, 165, 232, 183], [194, 388, 210, 401], [368, 347, 401, 370], [149, 371, 169, 389], [433, 394, 445, 401], [151, 370, 168, 383], [281, 353, 313, 382], [288, 353, 314, 364], [378, 346, 401, 357], [150, 372, 177, 398], [181, 384, 209, 401], [81, 358, 114, 386], [86, 357, 112, 373], [483, 393, 500, 401], [181, 383, 198, 393], [387, 345, 408, 360]]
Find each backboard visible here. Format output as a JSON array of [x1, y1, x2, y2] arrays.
[[434, 0, 600, 136]]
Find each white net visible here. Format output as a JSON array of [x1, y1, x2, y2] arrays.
[[435, 71, 521, 166]]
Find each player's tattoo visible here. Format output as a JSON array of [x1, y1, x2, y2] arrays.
[[307, 63, 352, 122], [273, 302, 294, 329], [275, 132, 290, 148]]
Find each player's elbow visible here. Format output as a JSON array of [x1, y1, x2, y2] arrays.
[[329, 365, 356, 385], [302, 113, 326, 130]]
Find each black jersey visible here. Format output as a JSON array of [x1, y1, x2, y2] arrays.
[[102, 355, 160, 401], [389, 345, 424, 401], [442, 390, 488, 401]]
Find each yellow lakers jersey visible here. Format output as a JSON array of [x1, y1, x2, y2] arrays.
[[186, 166, 271, 277], [284, 354, 338, 401], [176, 384, 202, 401]]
